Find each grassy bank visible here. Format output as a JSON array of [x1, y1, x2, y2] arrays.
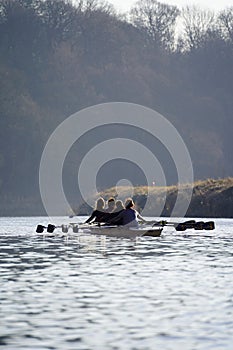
[[1, 178, 233, 218], [82, 178, 233, 218]]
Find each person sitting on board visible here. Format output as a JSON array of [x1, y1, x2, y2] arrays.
[[85, 197, 106, 224], [114, 200, 125, 215], [102, 197, 117, 222], [105, 197, 116, 213], [109, 198, 147, 227], [105, 200, 125, 225]]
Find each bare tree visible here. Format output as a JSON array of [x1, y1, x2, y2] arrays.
[[130, 0, 180, 50], [71, 0, 114, 15], [218, 7, 233, 43], [180, 5, 216, 51]]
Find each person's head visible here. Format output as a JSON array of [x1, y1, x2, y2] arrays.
[[115, 200, 125, 212], [95, 197, 105, 211], [125, 198, 134, 209], [107, 197, 116, 212]]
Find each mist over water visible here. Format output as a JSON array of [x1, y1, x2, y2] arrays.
[[0, 217, 233, 349]]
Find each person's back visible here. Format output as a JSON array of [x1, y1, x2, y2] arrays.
[[121, 198, 146, 227], [106, 200, 125, 225], [107, 198, 138, 227], [105, 197, 116, 213], [121, 207, 137, 226], [105, 198, 146, 227], [91, 209, 106, 223], [85, 197, 106, 224], [102, 197, 116, 222]]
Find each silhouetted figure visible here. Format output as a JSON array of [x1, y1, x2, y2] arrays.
[[85, 197, 106, 224], [109, 198, 147, 227], [105, 197, 116, 213], [106, 200, 125, 225]]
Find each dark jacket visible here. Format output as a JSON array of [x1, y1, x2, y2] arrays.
[[85, 210, 106, 224]]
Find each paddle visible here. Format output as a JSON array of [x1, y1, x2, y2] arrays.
[[175, 220, 215, 231], [37, 219, 215, 234], [36, 224, 57, 233], [151, 220, 215, 231], [36, 224, 47, 233], [36, 221, 92, 234]]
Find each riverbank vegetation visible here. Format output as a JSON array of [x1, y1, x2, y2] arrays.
[[83, 177, 233, 218]]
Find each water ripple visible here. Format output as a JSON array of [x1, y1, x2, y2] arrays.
[[0, 217, 233, 349]]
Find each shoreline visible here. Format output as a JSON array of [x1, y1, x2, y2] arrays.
[[1, 178, 233, 218], [87, 177, 233, 218]]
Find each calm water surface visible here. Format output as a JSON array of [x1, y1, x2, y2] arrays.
[[0, 217, 233, 350]]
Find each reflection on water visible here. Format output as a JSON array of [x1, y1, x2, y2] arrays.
[[0, 217, 233, 350]]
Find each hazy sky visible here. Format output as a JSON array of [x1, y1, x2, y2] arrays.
[[110, 0, 233, 13]]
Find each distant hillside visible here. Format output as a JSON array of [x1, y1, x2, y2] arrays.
[[78, 178, 233, 218], [0, 0, 232, 215]]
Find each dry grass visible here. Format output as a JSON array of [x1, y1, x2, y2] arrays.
[[85, 177, 233, 217], [100, 177, 233, 199]]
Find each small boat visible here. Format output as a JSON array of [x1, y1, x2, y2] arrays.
[[36, 220, 215, 239], [80, 225, 163, 239], [36, 223, 162, 239]]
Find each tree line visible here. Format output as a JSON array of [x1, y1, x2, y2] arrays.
[[0, 0, 232, 215]]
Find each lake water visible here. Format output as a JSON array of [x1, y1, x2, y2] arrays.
[[0, 217, 233, 350]]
